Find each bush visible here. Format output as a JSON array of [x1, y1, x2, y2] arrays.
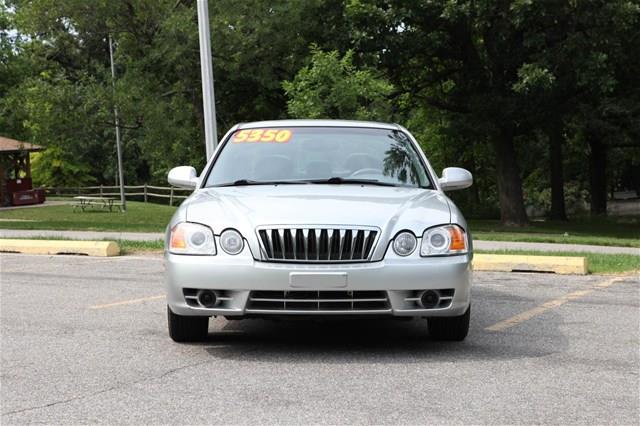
[[30, 148, 96, 187]]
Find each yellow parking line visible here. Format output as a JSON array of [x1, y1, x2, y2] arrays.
[[89, 294, 165, 309], [485, 277, 621, 332]]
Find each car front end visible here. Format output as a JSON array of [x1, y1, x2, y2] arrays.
[[164, 120, 473, 342]]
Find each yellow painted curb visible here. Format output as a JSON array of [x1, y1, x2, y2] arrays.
[[0, 239, 120, 257], [473, 254, 587, 275]]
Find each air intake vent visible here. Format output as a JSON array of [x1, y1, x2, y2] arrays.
[[257, 226, 379, 263], [247, 290, 390, 312]]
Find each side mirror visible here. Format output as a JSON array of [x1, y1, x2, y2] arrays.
[[438, 167, 473, 191], [168, 166, 198, 189]]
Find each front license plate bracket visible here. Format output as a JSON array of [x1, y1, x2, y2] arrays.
[[289, 272, 348, 288]]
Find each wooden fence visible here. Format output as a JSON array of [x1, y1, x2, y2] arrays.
[[44, 184, 192, 206]]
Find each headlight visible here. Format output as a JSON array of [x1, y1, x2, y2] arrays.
[[392, 231, 417, 256], [420, 224, 468, 256], [170, 222, 216, 255], [220, 229, 244, 255]]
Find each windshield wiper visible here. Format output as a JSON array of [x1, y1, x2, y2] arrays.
[[306, 177, 399, 187], [214, 177, 402, 187], [214, 179, 309, 187]]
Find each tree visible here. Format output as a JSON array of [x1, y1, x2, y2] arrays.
[[569, 1, 640, 215], [2, 0, 354, 184], [345, 0, 640, 224], [30, 148, 96, 187], [345, 1, 548, 225], [2, 0, 637, 219], [283, 48, 393, 120], [513, 0, 640, 218]]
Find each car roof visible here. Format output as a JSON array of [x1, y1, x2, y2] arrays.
[[236, 119, 400, 131]]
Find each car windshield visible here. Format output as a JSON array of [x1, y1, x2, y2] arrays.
[[204, 126, 432, 188]]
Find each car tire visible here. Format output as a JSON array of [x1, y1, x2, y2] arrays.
[[428, 306, 470, 341], [167, 306, 209, 342]]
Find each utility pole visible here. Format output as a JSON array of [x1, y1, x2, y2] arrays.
[[108, 34, 126, 212], [197, 0, 218, 160]]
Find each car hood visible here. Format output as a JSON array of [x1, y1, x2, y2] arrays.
[[184, 185, 451, 251]]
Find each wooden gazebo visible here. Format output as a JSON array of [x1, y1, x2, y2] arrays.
[[0, 136, 45, 207]]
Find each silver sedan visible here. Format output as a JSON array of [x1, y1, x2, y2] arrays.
[[165, 120, 473, 342]]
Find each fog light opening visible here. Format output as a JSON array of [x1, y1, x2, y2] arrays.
[[419, 290, 440, 309], [197, 290, 218, 308]]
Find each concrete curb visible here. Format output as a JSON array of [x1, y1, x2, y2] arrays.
[[0, 239, 120, 257], [474, 253, 588, 275], [474, 240, 639, 255]]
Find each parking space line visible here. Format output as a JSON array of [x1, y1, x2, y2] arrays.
[[89, 294, 165, 309], [485, 277, 622, 332]]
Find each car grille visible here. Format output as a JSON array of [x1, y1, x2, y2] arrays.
[[246, 290, 390, 313], [256, 226, 379, 262]]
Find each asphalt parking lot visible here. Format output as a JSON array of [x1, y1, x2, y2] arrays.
[[1, 253, 638, 424]]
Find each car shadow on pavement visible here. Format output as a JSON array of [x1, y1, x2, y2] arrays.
[[200, 286, 569, 363]]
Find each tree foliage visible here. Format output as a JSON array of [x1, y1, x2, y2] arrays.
[[0, 0, 638, 224], [343, 0, 640, 223], [30, 148, 96, 187], [283, 48, 393, 120]]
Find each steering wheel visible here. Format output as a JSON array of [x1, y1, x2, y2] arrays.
[[349, 168, 383, 177]]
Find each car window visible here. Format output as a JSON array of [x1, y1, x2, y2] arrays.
[[205, 127, 432, 188]]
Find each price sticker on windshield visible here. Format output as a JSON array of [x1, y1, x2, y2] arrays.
[[232, 129, 293, 143]]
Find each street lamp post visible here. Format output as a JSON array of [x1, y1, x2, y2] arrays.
[[197, 0, 218, 160], [108, 34, 126, 212]]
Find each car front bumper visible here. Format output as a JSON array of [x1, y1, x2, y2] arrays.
[[165, 247, 472, 318]]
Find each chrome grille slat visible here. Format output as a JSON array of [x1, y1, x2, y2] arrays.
[[278, 229, 286, 260], [327, 230, 334, 261], [271, 229, 281, 259], [302, 229, 309, 260], [350, 230, 358, 259], [356, 230, 365, 259], [329, 230, 338, 260], [313, 229, 320, 260], [258, 230, 273, 258], [256, 226, 379, 263], [319, 229, 328, 260], [294, 230, 303, 260], [361, 230, 370, 259], [364, 230, 375, 257]]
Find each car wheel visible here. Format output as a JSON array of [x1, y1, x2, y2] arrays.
[[428, 306, 470, 341], [167, 305, 209, 342]]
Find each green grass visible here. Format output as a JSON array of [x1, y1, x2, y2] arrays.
[[476, 249, 640, 274], [117, 239, 164, 254], [470, 216, 640, 248], [0, 201, 175, 232]]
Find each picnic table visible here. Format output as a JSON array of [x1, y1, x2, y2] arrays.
[[73, 196, 122, 212]]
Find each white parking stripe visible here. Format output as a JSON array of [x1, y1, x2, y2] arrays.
[[89, 294, 165, 309], [485, 276, 622, 332]]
